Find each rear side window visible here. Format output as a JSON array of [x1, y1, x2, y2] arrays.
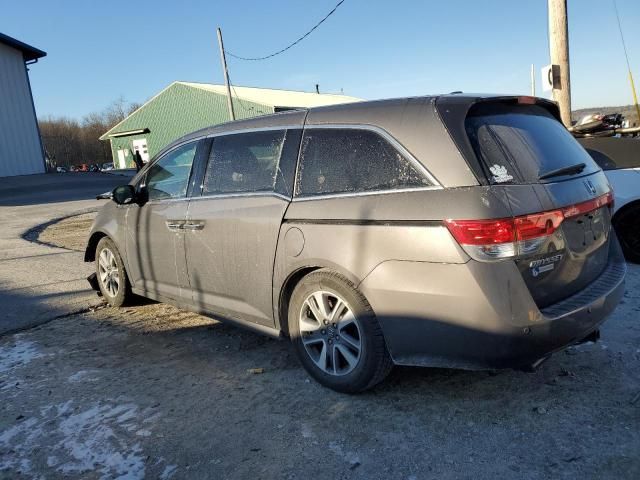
[[296, 128, 429, 197], [203, 130, 285, 194], [465, 104, 599, 184]]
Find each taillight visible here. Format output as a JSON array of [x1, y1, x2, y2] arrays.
[[444, 218, 519, 260], [445, 192, 612, 262], [444, 219, 515, 245], [562, 191, 614, 218]]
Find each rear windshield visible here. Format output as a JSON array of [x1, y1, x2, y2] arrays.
[[465, 104, 599, 184]]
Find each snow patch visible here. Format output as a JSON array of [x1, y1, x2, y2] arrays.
[[301, 422, 315, 439], [0, 400, 165, 479], [0, 339, 43, 373], [0, 418, 42, 474], [160, 464, 178, 479], [67, 369, 100, 383], [328, 440, 360, 466], [55, 403, 146, 478]]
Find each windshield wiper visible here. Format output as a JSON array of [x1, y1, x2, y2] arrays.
[[538, 162, 586, 180]]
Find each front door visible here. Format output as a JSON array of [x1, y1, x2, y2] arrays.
[[125, 141, 199, 301], [132, 138, 150, 163], [184, 129, 300, 327], [116, 149, 127, 169]]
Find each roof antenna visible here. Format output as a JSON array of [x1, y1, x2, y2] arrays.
[[315, 84, 320, 94]]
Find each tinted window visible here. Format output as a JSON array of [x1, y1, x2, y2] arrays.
[[296, 129, 429, 196], [204, 130, 285, 194], [145, 142, 197, 200], [465, 104, 599, 184]]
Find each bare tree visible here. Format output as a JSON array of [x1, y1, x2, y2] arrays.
[[39, 97, 140, 169]]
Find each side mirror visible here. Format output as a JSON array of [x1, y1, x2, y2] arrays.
[[112, 185, 136, 205]]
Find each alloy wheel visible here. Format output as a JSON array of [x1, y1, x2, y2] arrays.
[[299, 291, 363, 376], [98, 247, 120, 297]]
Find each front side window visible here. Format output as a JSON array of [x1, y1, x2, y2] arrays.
[[203, 130, 286, 194], [145, 142, 197, 200], [296, 128, 429, 197]]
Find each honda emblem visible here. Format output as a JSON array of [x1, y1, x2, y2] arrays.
[[584, 180, 597, 197]]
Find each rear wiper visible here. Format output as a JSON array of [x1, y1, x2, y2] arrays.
[[538, 162, 586, 180]]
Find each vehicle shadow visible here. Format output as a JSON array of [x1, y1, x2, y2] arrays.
[[0, 286, 98, 334], [85, 301, 623, 401]]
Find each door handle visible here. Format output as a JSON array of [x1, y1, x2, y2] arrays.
[[183, 221, 205, 231], [166, 220, 185, 231]]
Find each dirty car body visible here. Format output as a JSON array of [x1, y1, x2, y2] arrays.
[[86, 94, 626, 391]]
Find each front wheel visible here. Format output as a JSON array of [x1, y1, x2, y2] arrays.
[[288, 270, 393, 393], [95, 237, 132, 307]]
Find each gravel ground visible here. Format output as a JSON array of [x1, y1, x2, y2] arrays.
[[0, 219, 639, 479], [35, 212, 97, 252]]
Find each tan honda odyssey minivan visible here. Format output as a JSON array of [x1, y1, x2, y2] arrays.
[[86, 94, 626, 392]]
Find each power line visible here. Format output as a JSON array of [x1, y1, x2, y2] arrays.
[[225, 0, 346, 61], [227, 71, 268, 115]]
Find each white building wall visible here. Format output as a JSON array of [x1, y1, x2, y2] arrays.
[[0, 42, 44, 177]]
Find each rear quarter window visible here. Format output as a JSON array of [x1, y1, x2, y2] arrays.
[[465, 104, 600, 184], [296, 128, 430, 197]]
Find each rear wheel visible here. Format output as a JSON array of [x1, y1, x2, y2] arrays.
[[95, 237, 132, 307], [288, 270, 392, 393], [613, 204, 640, 263]]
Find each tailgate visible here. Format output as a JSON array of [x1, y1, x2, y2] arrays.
[[514, 172, 612, 307], [437, 96, 615, 308]]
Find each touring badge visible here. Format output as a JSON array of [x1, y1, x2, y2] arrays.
[[530, 254, 563, 277]]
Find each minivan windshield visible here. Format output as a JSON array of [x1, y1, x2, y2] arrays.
[[465, 104, 600, 184]]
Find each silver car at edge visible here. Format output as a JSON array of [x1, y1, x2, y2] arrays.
[[85, 94, 626, 393]]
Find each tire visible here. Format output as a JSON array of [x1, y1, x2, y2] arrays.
[[613, 204, 640, 264], [288, 269, 393, 393], [95, 237, 132, 307]]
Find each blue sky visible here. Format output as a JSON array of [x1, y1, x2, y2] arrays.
[[2, 0, 639, 118]]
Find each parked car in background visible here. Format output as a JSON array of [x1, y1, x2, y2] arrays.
[[68, 165, 77, 172], [55, 166, 67, 173], [578, 137, 640, 263], [101, 162, 114, 172], [85, 95, 625, 392], [78, 164, 89, 172], [89, 164, 100, 172]]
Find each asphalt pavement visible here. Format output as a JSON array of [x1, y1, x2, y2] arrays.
[[0, 172, 131, 334]]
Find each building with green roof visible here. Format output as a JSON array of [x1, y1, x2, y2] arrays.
[[100, 81, 360, 168]]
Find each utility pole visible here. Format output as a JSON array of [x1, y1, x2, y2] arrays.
[[548, 0, 572, 126], [216, 27, 236, 121], [530, 64, 536, 96]]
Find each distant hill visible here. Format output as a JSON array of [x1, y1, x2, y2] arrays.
[[573, 104, 639, 126]]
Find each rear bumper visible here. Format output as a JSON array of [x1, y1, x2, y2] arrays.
[[472, 258, 625, 369], [359, 240, 626, 370]]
